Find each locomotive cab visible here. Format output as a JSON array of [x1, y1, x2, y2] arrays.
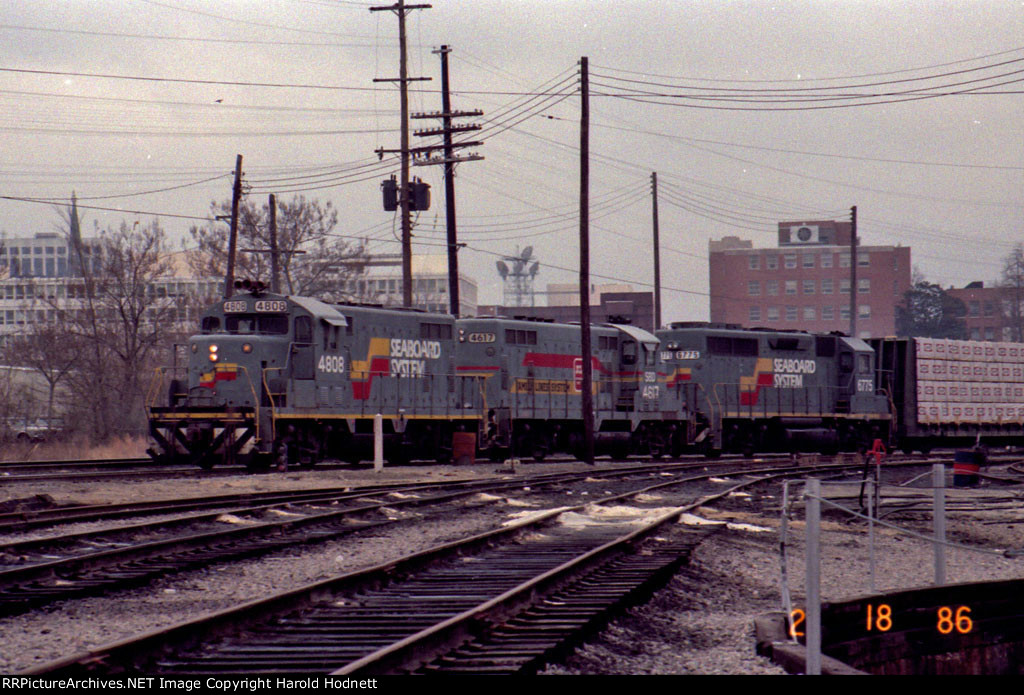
[[149, 291, 348, 469]]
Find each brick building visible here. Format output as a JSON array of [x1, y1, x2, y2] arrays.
[[708, 221, 912, 339], [947, 281, 1020, 342]]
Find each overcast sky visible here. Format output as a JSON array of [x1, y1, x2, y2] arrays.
[[1, 0, 1023, 322]]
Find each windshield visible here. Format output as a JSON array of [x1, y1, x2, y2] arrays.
[[225, 315, 289, 335]]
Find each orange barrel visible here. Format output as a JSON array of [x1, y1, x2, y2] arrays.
[[952, 449, 981, 487], [452, 432, 477, 465]]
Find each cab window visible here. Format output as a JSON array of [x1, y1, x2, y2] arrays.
[[622, 340, 637, 365], [295, 316, 313, 343]]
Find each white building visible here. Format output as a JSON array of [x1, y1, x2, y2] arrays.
[[0, 234, 220, 342], [344, 254, 478, 316]]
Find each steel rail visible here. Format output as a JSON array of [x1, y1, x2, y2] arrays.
[[23, 458, 881, 676]]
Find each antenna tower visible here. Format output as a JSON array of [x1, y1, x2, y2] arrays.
[[495, 246, 540, 307]]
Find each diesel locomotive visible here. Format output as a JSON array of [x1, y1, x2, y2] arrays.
[[147, 285, 901, 469]]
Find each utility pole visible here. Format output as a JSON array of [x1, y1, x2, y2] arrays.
[[224, 154, 243, 299], [579, 56, 594, 466], [268, 194, 280, 294], [850, 205, 858, 337], [412, 45, 484, 316], [241, 195, 303, 294], [651, 171, 662, 329], [370, 0, 431, 308]]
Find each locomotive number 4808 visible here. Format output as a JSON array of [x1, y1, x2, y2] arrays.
[[318, 355, 346, 374]]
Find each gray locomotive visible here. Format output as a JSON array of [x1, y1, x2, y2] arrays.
[[148, 286, 485, 469], [655, 323, 890, 456], [148, 287, 897, 469]]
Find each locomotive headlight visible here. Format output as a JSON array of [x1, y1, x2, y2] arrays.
[[242, 343, 253, 353], [191, 344, 198, 354], [208, 344, 219, 362]]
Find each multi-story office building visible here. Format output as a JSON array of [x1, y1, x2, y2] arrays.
[[708, 221, 912, 339], [343, 254, 478, 316], [0, 233, 220, 342]]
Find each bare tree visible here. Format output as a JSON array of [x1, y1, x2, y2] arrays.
[[186, 195, 367, 300], [0, 322, 78, 422], [62, 220, 179, 439], [1000, 243, 1024, 342]]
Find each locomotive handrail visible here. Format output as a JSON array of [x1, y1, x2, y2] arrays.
[[145, 366, 188, 412], [262, 366, 286, 443]]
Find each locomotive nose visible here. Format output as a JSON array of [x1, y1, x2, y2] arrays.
[[190, 336, 262, 400]]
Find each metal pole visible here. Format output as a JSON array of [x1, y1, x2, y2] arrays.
[[933, 463, 946, 584], [806, 478, 822, 675], [867, 478, 876, 593], [849, 205, 857, 337], [780, 481, 796, 642], [374, 413, 384, 472]]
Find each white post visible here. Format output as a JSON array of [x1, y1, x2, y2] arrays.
[[933, 463, 946, 585], [374, 413, 384, 472], [806, 478, 821, 675], [867, 478, 876, 594]]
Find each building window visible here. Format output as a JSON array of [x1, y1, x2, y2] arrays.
[[784, 254, 797, 269], [858, 278, 870, 294], [821, 253, 833, 268], [822, 305, 835, 320], [839, 253, 851, 268], [747, 281, 760, 296], [984, 302, 995, 317], [803, 279, 815, 295], [969, 301, 980, 317], [858, 252, 870, 267], [749, 306, 761, 322], [785, 280, 797, 295], [803, 254, 815, 268], [840, 279, 851, 294], [859, 305, 871, 319], [971, 327, 981, 340], [840, 306, 851, 320], [821, 278, 833, 295], [766, 280, 778, 296], [785, 305, 798, 321], [766, 256, 778, 270], [985, 327, 995, 340], [748, 256, 760, 270], [804, 306, 816, 320], [766, 306, 779, 321]]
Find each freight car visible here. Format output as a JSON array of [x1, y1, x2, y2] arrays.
[[872, 337, 1024, 454], [656, 323, 890, 455], [147, 286, 486, 469]]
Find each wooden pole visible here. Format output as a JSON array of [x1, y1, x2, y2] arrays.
[[579, 57, 594, 465], [224, 154, 243, 298]]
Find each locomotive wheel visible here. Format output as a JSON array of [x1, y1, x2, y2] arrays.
[[531, 438, 549, 463], [195, 453, 217, 470], [245, 452, 273, 472]]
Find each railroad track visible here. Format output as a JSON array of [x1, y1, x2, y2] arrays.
[[0, 461, 735, 615], [23, 457, 884, 676]]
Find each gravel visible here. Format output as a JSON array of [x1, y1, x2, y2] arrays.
[[3, 464, 1024, 675]]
